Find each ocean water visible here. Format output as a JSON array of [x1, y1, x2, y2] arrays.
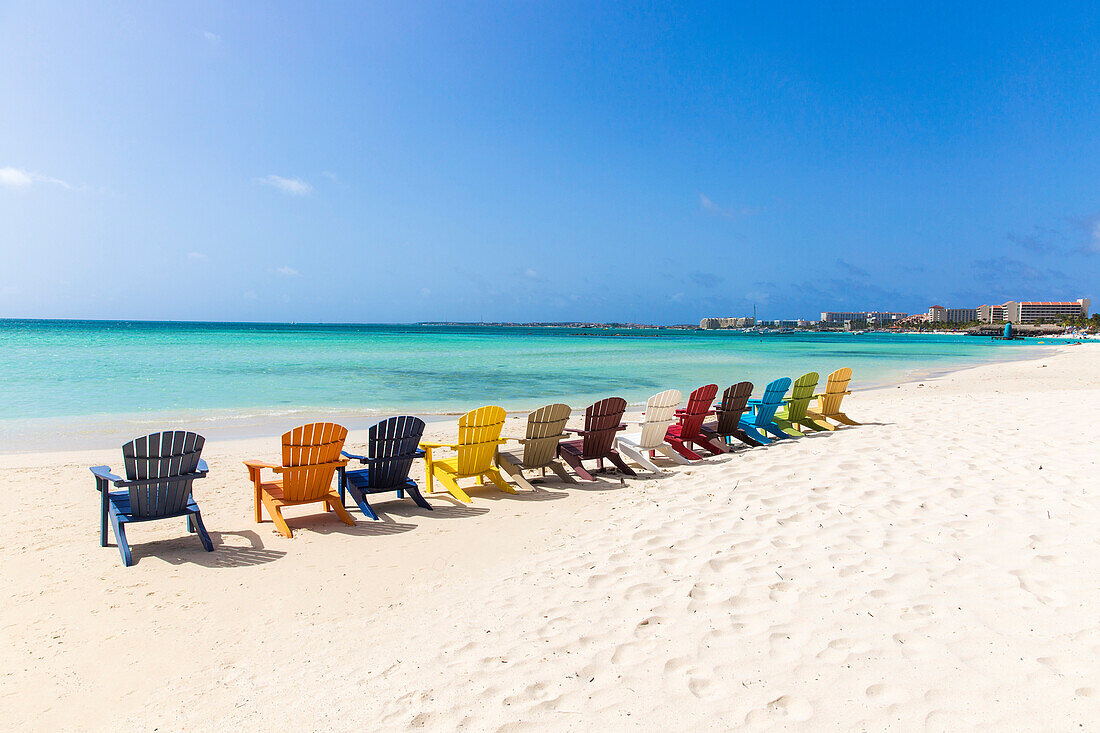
[[0, 319, 1058, 450]]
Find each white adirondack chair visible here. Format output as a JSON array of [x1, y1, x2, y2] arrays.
[[615, 389, 690, 473]]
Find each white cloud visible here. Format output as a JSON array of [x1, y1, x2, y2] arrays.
[[670, 292, 685, 302], [1091, 220, 1100, 253], [255, 174, 312, 196], [524, 268, 538, 279], [0, 166, 73, 189], [419, 287, 431, 297], [203, 30, 221, 43], [699, 193, 758, 219], [243, 290, 258, 301], [320, 171, 338, 180], [187, 251, 208, 261], [276, 266, 300, 277]]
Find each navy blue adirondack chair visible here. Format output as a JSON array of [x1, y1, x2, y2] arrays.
[[90, 431, 213, 566], [338, 416, 431, 519], [739, 377, 794, 445]]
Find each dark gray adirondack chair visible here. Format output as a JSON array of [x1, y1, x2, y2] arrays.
[[90, 431, 213, 566], [338, 416, 431, 519]]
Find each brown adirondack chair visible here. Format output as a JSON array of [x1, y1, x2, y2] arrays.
[[700, 381, 760, 447], [665, 384, 729, 460], [497, 403, 576, 490], [244, 422, 355, 538], [556, 397, 636, 480]]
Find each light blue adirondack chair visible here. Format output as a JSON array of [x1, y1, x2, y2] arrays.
[[738, 377, 793, 445]]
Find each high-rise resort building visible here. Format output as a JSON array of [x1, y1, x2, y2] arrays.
[[819, 311, 907, 327], [699, 316, 755, 329], [928, 305, 978, 323], [977, 304, 1006, 323], [1001, 298, 1090, 323]]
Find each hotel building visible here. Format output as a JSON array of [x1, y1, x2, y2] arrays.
[[1001, 299, 1090, 323], [927, 306, 978, 323], [820, 311, 907, 327]]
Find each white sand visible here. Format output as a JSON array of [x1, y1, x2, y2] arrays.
[[2, 346, 1098, 730]]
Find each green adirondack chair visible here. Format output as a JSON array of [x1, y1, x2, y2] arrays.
[[772, 371, 829, 437]]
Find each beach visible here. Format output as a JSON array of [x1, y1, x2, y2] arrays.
[[2, 344, 1098, 730]]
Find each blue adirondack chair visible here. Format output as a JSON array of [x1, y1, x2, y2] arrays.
[[338, 416, 431, 519], [90, 431, 213, 566], [739, 377, 794, 445]]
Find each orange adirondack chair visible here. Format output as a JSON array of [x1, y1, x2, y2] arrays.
[[421, 405, 514, 503], [244, 422, 355, 538]]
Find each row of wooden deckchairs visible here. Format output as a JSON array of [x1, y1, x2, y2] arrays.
[[90, 368, 859, 565]]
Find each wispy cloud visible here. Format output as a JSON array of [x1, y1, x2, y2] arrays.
[[320, 171, 338, 181], [187, 251, 208, 262], [276, 266, 300, 277], [0, 166, 74, 189], [688, 271, 723, 288], [202, 30, 221, 43], [524, 268, 538, 279], [699, 193, 759, 219], [255, 174, 312, 196], [670, 292, 685, 303], [419, 287, 431, 297]]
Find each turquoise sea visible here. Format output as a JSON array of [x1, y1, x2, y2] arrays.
[[0, 319, 1059, 451]]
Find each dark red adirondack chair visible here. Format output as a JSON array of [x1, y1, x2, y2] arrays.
[[556, 397, 636, 480], [700, 381, 760, 448], [665, 384, 729, 460]]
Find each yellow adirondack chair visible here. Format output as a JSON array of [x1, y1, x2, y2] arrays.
[[804, 367, 861, 429], [244, 422, 355, 538], [421, 406, 515, 503]]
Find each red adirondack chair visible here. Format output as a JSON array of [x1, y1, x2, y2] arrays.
[[556, 397, 636, 481], [665, 384, 729, 460]]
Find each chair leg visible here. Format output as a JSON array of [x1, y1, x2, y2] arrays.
[[435, 469, 473, 503], [618, 443, 662, 473], [739, 424, 772, 445], [190, 511, 214, 552], [547, 459, 577, 483], [656, 444, 692, 465], [668, 438, 703, 461], [560, 451, 595, 481], [110, 510, 132, 567], [497, 455, 536, 491], [262, 495, 293, 538], [100, 488, 109, 547], [485, 468, 517, 494], [405, 483, 433, 510], [346, 484, 380, 520], [803, 410, 836, 431], [326, 495, 356, 527], [833, 412, 861, 426], [254, 483, 264, 523], [605, 451, 637, 477]]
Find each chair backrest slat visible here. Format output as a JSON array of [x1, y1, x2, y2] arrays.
[[638, 390, 681, 449], [676, 384, 719, 439], [751, 377, 791, 426], [581, 397, 627, 458], [122, 431, 205, 518], [365, 416, 425, 488], [716, 382, 754, 434], [821, 367, 853, 414], [786, 372, 820, 421], [456, 406, 506, 475], [280, 422, 348, 502], [520, 403, 571, 467]]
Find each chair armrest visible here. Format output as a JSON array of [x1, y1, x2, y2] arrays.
[[243, 460, 280, 470], [419, 441, 460, 450], [90, 465, 123, 486], [341, 450, 369, 461], [196, 459, 209, 475], [563, 428, 587, 436]]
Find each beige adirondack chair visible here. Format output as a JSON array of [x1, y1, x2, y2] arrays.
[[614, 390, 690, 473], [497, 403, 576, 490]]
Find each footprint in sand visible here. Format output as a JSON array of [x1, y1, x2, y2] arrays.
[[744, 695, 814, 725]]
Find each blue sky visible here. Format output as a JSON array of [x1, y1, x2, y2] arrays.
[[2, 2, 1099, 324]]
